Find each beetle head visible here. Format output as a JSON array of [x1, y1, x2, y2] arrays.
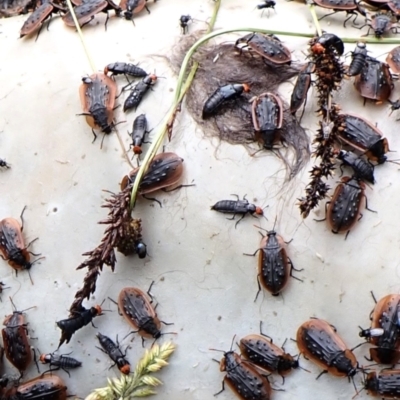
[[133, 145, 143, 155], [124, 10, 132, 20], [93, 305, 102, 316], [39, 354, 50, 364], [119, 363, 130, 375], [135, 242, 147, 259]]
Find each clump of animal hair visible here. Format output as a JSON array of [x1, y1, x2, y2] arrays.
[[169, 31, 311, 179]]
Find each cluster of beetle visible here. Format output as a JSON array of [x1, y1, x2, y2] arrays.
[[214, 294, 400, 399]]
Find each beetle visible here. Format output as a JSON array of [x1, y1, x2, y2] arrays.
[[179, 14, 192, 34], [257, 0, 276, 17], [123, 74, 157, 112], [245, 224, 301, 298], [386, 45, 400, 73], [211, 194, 264, 228], [16, 374, 67, 400], [361, 11, 398, 37], [213, 346, 272, 400], [364, 369, 400, 398], [0, 159, 10, 169], [79, 73, 117, 145], [120, 152, 184, 193], [120, 0, 150, 22], [62, 0, 121, 29], [56, 305, 102, 348], [0, 0, 34, 17], [310, 32, 344, 55], [347, 42, 368, 76], [104, 62, 147, 80], [0, 206, 43, 283], [235, 33, 292, 65], [388, 0, 400, 14], [96, 332, 130, 374], [336, 113, 389, 164], [354, 57, 392, 103], [324, 176, 372, 236], [239, 322, 299, 378], [336, 150, 375, 184], [296, 318, 358, 379], [2, 299, 37, 376], [202, 83, 250, 119], [290, 62, 315, 117], [251, 92, 283, 149], [359, 294, 400, 364], [129, 114, 149, 155], [118, 284, 173, 344], [314, 0, 366, 27], [20, 0, 66, 41], [39, 352, 82, 377]]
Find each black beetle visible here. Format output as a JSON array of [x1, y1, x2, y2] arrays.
[[347, 42, 368, 76], [290, 62, 315, 117], [123, 74, 157, 112], [336, 150, 375, 184], [96, 332, 130, 375]]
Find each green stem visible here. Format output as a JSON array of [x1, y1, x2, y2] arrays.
[[309, 4, 322, 36]]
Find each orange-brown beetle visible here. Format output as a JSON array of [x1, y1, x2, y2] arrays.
[[364, 369, 400, 398], [16, 374, 67, 400], [0, 207, 42, 283], [314, 0, 366, 27], [239, 322, 299, 378], [78, 73, 117, 145], [213, 345, 272, 400], [118, 284, 172, 344], [387, 45, 400, 73], [2, 299, 37, 376], [296, 318, 358, 379], [62, 0, 121, 29], [354, 58, 393, 104], [359, 294, 400, 364], [119, 0, 149, 22], [120, 152, 184, 192], [20, 1, 66, 41]]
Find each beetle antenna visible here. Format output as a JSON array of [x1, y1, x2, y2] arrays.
[[272, 215, 277, 232], [229, 335, 236, 351], [209, 348, 226, 353], [253, 224, 268, 232], [351, 376, 360, 397]]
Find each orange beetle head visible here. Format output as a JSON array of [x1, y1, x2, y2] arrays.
[[39, 354, 49, 363], [311, 43, 325, 54], [120, 364, 130, 375], [94, 305, 102, 315], [255, 207, 263, 216], [242, 83, 250, 93], [133, 146, 142, 155], [149, 74, 158, 83]]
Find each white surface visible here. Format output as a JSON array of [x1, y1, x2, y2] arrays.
[[1, 1, 400, 399]]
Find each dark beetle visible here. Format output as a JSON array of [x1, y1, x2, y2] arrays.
[[62, 0, 121, 29], [56, 305, 102, 348], [386, 45, 400, 73], [118, 285, 162, 340], [211, 194, 264, 228], [235, 33, 292, 65], [0, 207, 42, 282], [361, 12, 398, 38], [310, 32, 344, 55], [120, 0, 150, 22], [360, 294, 400, 364], [214, 350, 272, 400], [104, 62, 147, 79], [239, 323, 299, 377], [20, 0, 66, 41], [290, 62, 314, 116], [179, 14, 192, 34], [123, 74, 157, 112], [251, 92, 283, 150], [297, 318, 358, 378], [347, 42, 368, 76], [326, 176, 369, 236], [0, 159, 10, 169], [96, 332, 130, 374], [257, 0, 276, 16], [314, 0, 366, 27], [364, 369, 400, 398], [39, 352, 82, 376], [129, 113, 148, 155], [79, 73, 117, 141], [336, 113, 389, 164], [354, 57, 392, 103], [202, 83, 250, 119], [16, 374, 67, 400], [336, 150, 375, 184]]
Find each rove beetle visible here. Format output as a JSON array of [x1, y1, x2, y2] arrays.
[[202, 83, 250, 119], [290, 62, 315, 117], [239, 321, 299, 379], [56, 305, 103, 348], [336, 150, 375, 184], [296, 318, 358, 380], [211, 337, 272, 400], [0, 206, 43, 284], [123, 74, 157, 112], [104, 62, 147, 80], [39, 352, 82, 376], [251, 92, 283, 149], [118, 284, 173, 345], [129, 113, 149, 155], [211, 194, 264, 228], [96, 332, 130, 375], [16, 374, 67, 400], [347, 42, 368, 77]]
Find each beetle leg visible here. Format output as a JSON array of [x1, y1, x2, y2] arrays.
[[162, 183, 196, 193], [46, 13, 53, 32], [243, 248, 261, 257], [318, 10, 337, 22], [214, 380, 225, 397], [364, 195, 377, 213], [90, 320, 98, 329], [160, 320, 174, 326], [259, 321, 273, 342], [104, 11, 110, 31], [61, 366, 71, 378], [289, 259, 303, 282], [234, 214, 246, 228], [314, 201, 330, 222], [289, 258, 303, 273], [144, 5, 150, 14], [254, 275, 262, 303], [142, 194, 162, 208], [146, 281, 155, 301], [315, 370, 328, 380], [91, 129, 98, 143]]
